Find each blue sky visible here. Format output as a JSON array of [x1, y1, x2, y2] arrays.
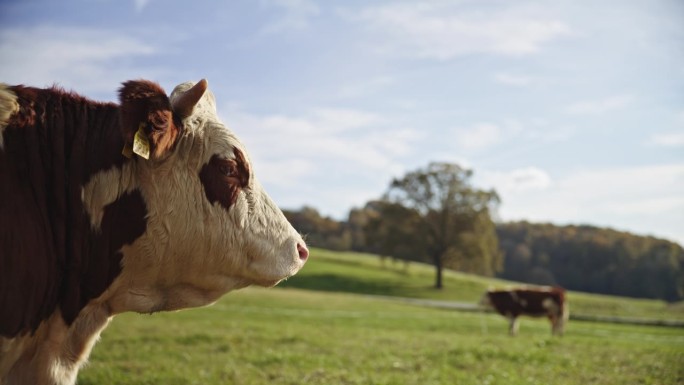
[[2, 0, 683, 244]]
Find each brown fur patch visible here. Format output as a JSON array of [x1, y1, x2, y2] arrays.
[[59, 190, 147, 326], [484, 287, 568, 335], [486, 288, 565, 318], [0, 84, 148, 337], [199, 148, 251, 210]]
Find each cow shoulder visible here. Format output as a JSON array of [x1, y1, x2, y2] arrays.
[[0, 85, 64, 337], [0, 82, 155, 337]]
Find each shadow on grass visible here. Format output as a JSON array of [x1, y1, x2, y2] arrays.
[[280, 273, 414, 297]]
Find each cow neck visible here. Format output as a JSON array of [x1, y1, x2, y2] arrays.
[[0, 85, 147, 336]]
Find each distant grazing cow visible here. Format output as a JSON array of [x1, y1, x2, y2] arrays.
[[480, 287, 569, 336], [0, 79, 309, 385]]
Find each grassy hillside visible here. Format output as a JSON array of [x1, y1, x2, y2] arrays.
[[80, 288, 684, 385], [78, 248, 684, 384], [280, 248, 684, 321]]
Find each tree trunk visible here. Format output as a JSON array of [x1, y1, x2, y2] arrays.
[[433, 254, 443, 289]]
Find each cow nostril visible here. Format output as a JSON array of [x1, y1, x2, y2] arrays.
[[297, 243, 309, 261]]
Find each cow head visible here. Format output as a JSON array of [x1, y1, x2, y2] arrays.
[[91, 79, 308, 314]]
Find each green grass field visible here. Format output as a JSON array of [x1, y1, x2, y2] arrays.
[[79, 249, 684, 385]]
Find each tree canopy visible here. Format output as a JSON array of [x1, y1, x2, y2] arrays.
[[383, 162, 501, 288]]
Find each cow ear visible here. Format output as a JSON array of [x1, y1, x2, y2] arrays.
[[119, 80, 180, 160], [171, 79, 208, 119]]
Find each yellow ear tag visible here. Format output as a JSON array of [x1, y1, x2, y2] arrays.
[[132, 123, 151, 160]]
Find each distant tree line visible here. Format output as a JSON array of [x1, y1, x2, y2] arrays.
[[497, 222, 684, 301], [283, 162, 684, 302]]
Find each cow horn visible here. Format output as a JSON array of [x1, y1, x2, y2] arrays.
[[172, 79, 208, 119]]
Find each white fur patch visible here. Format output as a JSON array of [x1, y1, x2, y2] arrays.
[[0, 84, 20, 150], [542, 298, 555, 310], [1, 307, 111, 385], [81, 161, 138, 230]]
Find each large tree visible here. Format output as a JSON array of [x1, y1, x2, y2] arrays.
[[385, 162, 501, 289]]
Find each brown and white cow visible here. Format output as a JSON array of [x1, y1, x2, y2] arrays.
[[480, 286, 569, 336], [0, 79, 309, 385]]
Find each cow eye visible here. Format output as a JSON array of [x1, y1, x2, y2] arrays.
[[219, 163, 236, 177]]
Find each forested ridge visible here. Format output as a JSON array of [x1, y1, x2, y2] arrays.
[[284, 207, 684, 301], [496, 221, 684, 301]]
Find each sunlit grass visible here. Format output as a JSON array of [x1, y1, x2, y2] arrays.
[[79, 248, 684, 384], [81, 287, 683, 385]]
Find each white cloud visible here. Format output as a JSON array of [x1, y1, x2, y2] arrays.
[[480, 167, 552, 194], [451, 119, 573, 156], [260, 0, 320, 34], [454, 123, 503, 150], [265, 0, 319, 14], [223, 106, 421, 186], [493, 72, 533, 87], [564, 94, 635, 115], [254, 158, 316, 187], [603, 196, 684, 217], [338, 76, 394, 98], [649, 131, 684, 147], [0, 26, 157, 95], [496, 163, 684, 244], [556, 164, 683, 202], [346, 3, 571, 60], [134, 0, 150, 13], [311, 108, 383, 133], [223, 105, 424, 217]]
